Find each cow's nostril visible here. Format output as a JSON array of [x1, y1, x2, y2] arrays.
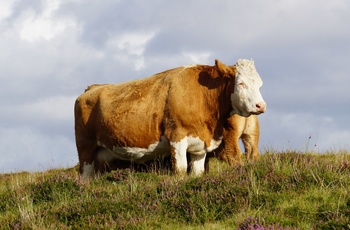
[[256, 102, 266, 113]]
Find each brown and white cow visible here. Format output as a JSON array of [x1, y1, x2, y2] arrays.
[[205, 114, 260, 171], [96, 114, 260, 174], [74, 59, 266, 178]]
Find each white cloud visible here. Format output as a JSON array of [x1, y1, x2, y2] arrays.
[[106, 31, 157, 70], [1, 0, 350, 173], [182, 51, 211, 64], [0, 0, 17, 22], [15, 0, 78, 42], [108, 32, 156, 56]]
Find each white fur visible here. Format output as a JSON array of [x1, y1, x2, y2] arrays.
[[97, 135, 221, 175], [179, 64, 197, 74], [82, 161, 95, 178], [97, 136, 170, 163], [181, 64, 197, 69], [231, 59, 266, 117], [186, 136, 206, 154], [190, 154, 207, 175], [206, 138, 223, 152], [170, 138, 188, 173], [171, 135, 222, 175]]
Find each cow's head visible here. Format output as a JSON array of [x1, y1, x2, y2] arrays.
[[216, 59, 266, 117]]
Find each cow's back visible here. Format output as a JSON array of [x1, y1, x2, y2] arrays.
[[75, 71, 173, 149]]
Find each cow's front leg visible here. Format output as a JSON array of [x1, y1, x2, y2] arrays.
[[189, 153, 206, 176], [170, 138, 188, 175]]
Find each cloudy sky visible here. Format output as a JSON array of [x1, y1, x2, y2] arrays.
[[1, 0, 349, 173]]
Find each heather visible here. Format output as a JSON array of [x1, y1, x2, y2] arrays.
[[0, 151, 349, 229]]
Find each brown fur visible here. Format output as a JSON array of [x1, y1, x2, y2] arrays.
[[75, 60, 239, 176], [205, 114, 259, 172], [99, 114, 260, 174]]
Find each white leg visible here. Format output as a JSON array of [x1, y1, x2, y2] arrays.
[[170, 138, 188, 174], [190, 153, 206, 176], [82, 161, 95, 179]]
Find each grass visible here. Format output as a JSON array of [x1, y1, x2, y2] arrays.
[[0, 151, 349, 229]]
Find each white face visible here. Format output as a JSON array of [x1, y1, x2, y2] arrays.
[[230, 59, 266, 117]]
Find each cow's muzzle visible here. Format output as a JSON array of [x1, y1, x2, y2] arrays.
[[255, 102, 266, 114]]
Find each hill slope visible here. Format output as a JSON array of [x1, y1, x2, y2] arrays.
[[1, 151, 349, 229]]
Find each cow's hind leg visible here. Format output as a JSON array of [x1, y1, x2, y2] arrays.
[[77, 143, 98, 179]]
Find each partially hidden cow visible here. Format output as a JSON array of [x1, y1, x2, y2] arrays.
[[205, 114, 260, 171], [74, 59, 266, 178]]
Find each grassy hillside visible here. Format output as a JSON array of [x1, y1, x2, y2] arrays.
[[1, 151, 349, 229]]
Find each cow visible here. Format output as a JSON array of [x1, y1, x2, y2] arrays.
[[95, 114, 260, 174], [74, 59, 266, 178], [205, 114, 260, 172]]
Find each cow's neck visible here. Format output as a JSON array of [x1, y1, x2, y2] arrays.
[[199, 77, 234, 140]]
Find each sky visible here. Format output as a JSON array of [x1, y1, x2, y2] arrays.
[[1, 0, 349, 173]]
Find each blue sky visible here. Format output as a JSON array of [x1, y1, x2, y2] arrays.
[[1, 0, 349, 173]]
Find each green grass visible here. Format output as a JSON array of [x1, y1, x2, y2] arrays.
[[0, 151, 349, 229]]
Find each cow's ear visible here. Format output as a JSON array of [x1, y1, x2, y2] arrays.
[[215, 59, 236, 78]]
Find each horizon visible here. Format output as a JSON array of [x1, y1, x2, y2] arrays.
[[1, 0, 349, 173]]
